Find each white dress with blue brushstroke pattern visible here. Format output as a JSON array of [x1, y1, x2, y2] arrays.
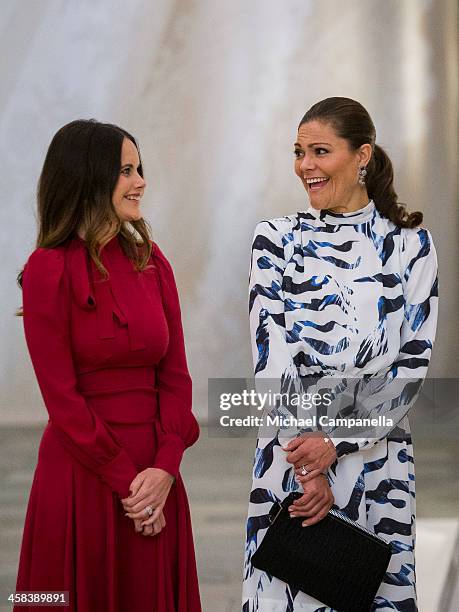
[[242, 200, 438, 612]]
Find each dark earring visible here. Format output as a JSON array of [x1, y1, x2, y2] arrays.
[[358, 166, 367, 186]]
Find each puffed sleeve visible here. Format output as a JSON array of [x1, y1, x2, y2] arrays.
[[151, 244, 200, 478], [22, 247, 138, 498], [333, 227, 439, 459]]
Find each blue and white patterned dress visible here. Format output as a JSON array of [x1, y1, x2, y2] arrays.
[[242, 200, 439, 611]]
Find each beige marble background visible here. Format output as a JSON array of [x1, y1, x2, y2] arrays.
[[1, 0, 457, 423]]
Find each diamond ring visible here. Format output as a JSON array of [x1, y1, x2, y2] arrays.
[[301, 465, 307, 476], [144, 505, 154, 518]]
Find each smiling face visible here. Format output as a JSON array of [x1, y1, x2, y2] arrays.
[[294, 120, 372, 213], [112, 137, 146, 222]]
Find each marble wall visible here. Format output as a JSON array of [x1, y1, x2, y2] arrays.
[[1, 0, 457, 423]]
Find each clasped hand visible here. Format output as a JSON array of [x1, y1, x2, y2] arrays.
[[283, 433, 337, 526], [283, 432, 337, 481], [121, 467, 174, 537]]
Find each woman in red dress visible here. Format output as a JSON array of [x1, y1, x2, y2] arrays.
[[15, 120, 201, 611]]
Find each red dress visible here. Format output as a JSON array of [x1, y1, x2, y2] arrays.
[[15, 235, 201, 612]]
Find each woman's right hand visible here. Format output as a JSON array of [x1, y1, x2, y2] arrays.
[[288, 473, 334, 526], [133, 511, 166, 536]]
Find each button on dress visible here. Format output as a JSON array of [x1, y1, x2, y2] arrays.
[[15, 234, 201, 611], [243, 201, 439, 611]]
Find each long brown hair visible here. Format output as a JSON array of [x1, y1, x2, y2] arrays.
[[16, 119, 153, 315], [299, 97, 423, 228]]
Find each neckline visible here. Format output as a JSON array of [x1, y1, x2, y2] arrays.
[[74, 233, 119, 248], [306, 199, 375, 225]]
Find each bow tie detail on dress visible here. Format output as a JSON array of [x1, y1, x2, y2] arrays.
[[68, 236, 147, 351]]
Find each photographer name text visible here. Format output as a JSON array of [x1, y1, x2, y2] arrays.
[[219, 414, 394, 428]]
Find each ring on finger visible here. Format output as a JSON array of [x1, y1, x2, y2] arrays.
[[301, 465, 308, 476], [144, 505, 154, 518]]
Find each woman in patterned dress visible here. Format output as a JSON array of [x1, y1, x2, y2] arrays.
[[242, 97, 438, 611]]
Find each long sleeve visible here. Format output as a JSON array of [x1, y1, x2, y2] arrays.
[[333, 227, 439, 458], [249, 220, 297, 381], [22, 247, 138, 498], [151, 245, 199, 478], [249, 220, 303, 439]]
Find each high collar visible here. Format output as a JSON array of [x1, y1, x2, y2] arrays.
[[73, 233, 119, 250], [306, 200, 376, 225]]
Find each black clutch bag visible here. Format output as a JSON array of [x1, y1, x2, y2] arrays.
[[251, 492, 392, 612]]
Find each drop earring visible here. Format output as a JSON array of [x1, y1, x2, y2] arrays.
[[358, 166, 367, 186]]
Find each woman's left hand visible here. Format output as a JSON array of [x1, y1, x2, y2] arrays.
[[141, 511, 166, 537], [121, 467, 174, 527], [283, 433, 337, 482]]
